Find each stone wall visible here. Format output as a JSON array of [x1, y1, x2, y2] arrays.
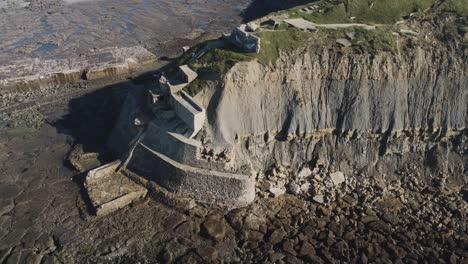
[[142, 122, 200, 162], [230, 26, 261, 53], [126, 143, 255, 207], [169, 91, 206, 138], [141, 121, 236, 173]]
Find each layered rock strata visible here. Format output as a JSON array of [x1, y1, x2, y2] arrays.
[[204, 46, 466, 187]]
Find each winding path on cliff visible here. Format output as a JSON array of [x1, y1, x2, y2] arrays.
[[282, 18, 377, 30]]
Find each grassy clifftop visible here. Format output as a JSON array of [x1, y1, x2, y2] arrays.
[[282, 0, 467, 24], [168, 0, 467, 96], [258, 0, 466, 61]]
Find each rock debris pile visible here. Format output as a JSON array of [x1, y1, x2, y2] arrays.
[[223, 165, 467, 263]]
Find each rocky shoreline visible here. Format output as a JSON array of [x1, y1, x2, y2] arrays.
[[0, 46, 157, 94]]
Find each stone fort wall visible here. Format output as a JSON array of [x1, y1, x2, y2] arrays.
[[126, 143, 255, 207]]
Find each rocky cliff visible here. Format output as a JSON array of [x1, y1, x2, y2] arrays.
[[200, 33, 466, 187]]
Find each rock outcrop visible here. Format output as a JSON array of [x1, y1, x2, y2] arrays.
[[202, 44, 466, 187]]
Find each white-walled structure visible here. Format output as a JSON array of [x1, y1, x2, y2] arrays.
[[169, 91, 206, 139]]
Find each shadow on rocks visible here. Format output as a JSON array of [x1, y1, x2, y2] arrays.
[[51, 74, 154, 215], [72, 171, 97, 217], [53, 80, 133, 162]]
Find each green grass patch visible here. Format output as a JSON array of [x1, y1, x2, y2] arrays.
[[312, 25, 397, 54], [347, 0, 435, 23], [182, 78, 207, 97], [434, 17, 468, 46], [286, 0, 436, 24], [458, 25, 468, 35], [296, 1, 351, 24], [189, 44, 255, 74], [175, 42, 255, 96], [350, 26, 398, 53], [256, 28, 313, 64], [436, 0, 468, 17]]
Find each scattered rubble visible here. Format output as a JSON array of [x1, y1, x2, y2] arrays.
[[269, 187, 286, 197], [67, 144, 102, 173], [330, 171, 345, 186], [400, 28, 420, 36], [346, 31, 356, 40], [202, 218, 226, 241]]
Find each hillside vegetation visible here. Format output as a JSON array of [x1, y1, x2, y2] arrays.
[[285, 0, 467, 24]]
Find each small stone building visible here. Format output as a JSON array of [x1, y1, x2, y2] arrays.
[[230, 24, 261, 53]]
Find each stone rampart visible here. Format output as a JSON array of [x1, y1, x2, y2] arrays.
[[141, 122, 234, 173], [126, 143, 255, 207], [142, 122, 200, 161]]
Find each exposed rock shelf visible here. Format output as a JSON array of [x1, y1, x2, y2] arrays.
[[0, 46, 157, 93]]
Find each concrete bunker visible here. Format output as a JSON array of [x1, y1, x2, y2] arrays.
[[177, 65, 198, 83], [149, 65, 206, 139]]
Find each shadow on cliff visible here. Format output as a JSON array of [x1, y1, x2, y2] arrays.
[[242, 0, 312, 21]]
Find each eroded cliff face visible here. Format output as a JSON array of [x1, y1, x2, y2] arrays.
[[204, 45, 467, 186]]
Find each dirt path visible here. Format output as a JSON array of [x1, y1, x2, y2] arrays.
[[283, 18, 377, 30]]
